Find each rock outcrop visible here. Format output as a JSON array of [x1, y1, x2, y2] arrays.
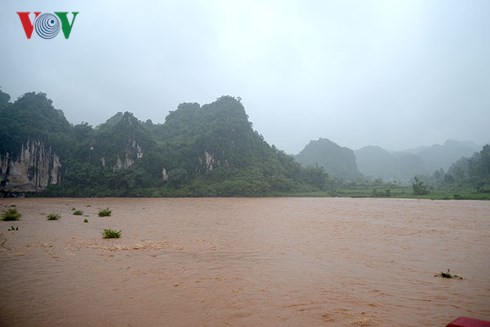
[[0, 140, 61, 194]]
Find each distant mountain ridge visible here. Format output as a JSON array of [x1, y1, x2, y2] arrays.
[[355, 146, 426, 181], [295, 138, 362, 180], [355, 140, 482, 181], [404, 139, 481, 173], [1, 88, 485, 195], [296, 137, 484, 182]]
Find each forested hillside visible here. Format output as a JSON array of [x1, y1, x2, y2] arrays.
[[2, 89, 488, 198], [295, 138, 362, 180], [420, 144, 490, 193], [0, 90, 327, 197], [405, 140, 481, 172]]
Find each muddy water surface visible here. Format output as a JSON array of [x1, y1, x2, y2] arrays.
[[0, 198, 489, 326]]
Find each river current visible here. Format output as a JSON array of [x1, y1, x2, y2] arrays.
[[1, 198, 489, 326]]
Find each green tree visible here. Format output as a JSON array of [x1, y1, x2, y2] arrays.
[[480, 145, 490, 175], [0, 88, 10, 105], [2, 92, 334, 196], [412, 177, 429, 195]]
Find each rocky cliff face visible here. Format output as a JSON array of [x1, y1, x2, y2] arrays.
[[1, 92, 329, 196], [98, 139, 144, 172], [198, 151, 220, 173], [0, 140, 61, 193]]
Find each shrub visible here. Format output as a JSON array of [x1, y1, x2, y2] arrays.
[[412, 177, 429, 195], [47, 213, 61, 220], [98, 208, 112, 217], [373, 188, 391, 197], [83, 218, 88, 223], [2, 208, 21, 221], [73, 209, 84, 216], [102, 229, 121, 239]]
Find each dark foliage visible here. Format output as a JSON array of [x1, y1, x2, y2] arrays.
[[1, 91, 329, 196]]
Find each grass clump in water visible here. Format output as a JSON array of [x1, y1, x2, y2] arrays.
[[434, 269, 463, 280], [98, 208, 112, 217], [47, 213, 61, 220], [2, 208, 21, 221], [73, 209, 84, 216], [102, 228, 121, 239]]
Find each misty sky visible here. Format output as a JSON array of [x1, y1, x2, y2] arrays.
[[1, 0, 489, 154]]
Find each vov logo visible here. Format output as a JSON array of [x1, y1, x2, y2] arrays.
[[17, 12, 79, 39]]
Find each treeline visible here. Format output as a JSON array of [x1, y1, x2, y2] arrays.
[[0, 89, 327, 197], [416, 144, 490, 193], [2, 88, 487, 199]]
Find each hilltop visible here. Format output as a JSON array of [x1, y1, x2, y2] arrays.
[[0, 90, 326, 196]]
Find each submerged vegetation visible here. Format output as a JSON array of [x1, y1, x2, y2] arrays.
[[98, 208, 112, 217], [2, 208, 21, 221], [47, 213, 61, 220], [102, 229, 121, 239]]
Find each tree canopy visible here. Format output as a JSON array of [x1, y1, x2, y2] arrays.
[[1, 91, 328, 196]]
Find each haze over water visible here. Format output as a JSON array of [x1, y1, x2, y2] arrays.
[[1, 198, 489, 326]]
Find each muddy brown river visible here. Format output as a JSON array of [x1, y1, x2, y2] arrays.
[[0, 198, 489, 326]]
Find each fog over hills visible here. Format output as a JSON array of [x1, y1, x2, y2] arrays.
[[355, 146, 426, 181], [296, 138, 485, 182], [404, 140, 482, 173], [295, 138, 362, 180], [354, 140, 484, 181], [0, 88, 488, 195], [1, 1, 489, 154]]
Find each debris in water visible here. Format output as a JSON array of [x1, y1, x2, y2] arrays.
[[434, 269, 463, 280]]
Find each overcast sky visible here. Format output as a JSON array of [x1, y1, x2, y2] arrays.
[[1, 0, 489, 154]]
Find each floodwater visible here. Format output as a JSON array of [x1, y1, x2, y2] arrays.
[[0, 198, 489, 327]]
